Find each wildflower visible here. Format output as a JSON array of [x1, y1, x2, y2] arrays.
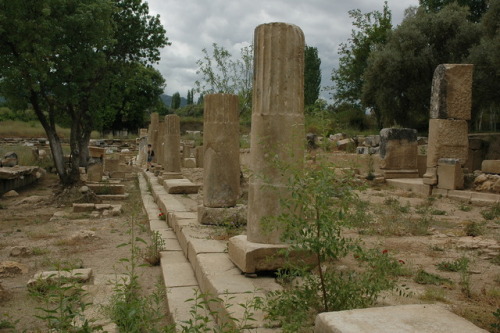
[[382, 249, 388, 254], [398, 260, 405, 264]]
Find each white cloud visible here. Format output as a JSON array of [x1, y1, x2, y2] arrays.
[[147, 0, 419, 102]]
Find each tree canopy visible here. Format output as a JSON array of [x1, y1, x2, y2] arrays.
[[304, 46, 322, 107], [0, 0, 169, 185], [362, 4, 481, 129]]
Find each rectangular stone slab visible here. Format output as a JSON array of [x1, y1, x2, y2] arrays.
[[314, 304, 488, 333], [164, 179, 200, 194]]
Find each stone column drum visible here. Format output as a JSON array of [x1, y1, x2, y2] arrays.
[[203, 94, 240, 208], [163, 114, 182, 174], [229, 22, 305, 274]]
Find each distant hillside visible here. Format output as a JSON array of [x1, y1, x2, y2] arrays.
[[160, 94, 187, 107]]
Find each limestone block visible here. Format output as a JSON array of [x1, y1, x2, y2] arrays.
[[73, 203, 96, 213], [427, 119, 469, 167], [314, 304, 487, 333], [197, 205, 247, 225], [430, 64, 473, 121], [482, 160, 500, 174], [336, 138, 354, 151], [88, 146, 106, 159], [183, 158, 196, 168], [103, 159, 120, 172], [379, 128, 417, 170], [437, 158, 464, 190], [28, 268, 93, 290], [164, 179, 200, 194], [87, 163, 103, 182]]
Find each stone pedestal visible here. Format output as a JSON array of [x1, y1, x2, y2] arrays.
[[437, 158, 463, 190], [87, 163, 103, 182], [203, 94, 240, 208], [424, 64, 472, 187], [164, 115, 182, 173], [379, 128, 418, 179], [229, 22, 305, 273]]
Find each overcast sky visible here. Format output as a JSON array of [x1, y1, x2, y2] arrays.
[[147, 0, 419, 102]]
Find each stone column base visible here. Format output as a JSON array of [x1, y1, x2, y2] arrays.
[[228, 235, 315, 274], [423, 167, 438, 185], [382, 169, 419, 179], [197, 205, 247, 225]]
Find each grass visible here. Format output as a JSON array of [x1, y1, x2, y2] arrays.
[[414, 269, 453, 286], [419, 287, 449, 302], [0, 119, 99, 139]]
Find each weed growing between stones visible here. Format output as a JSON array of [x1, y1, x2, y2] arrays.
[[262, 158, 406, 332], [30, 270, 101, 332], [414, 269, 453, 286], [178, 289, 263, 332], [481, 203, 500, 221], [142, 230, 166, 266], [106, 206, 169, 332]]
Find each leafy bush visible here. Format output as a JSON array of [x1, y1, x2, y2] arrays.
[[263, 158, 402, 331]]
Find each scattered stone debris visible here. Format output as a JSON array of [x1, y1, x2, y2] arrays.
[[9, 246, 33, 257], [70, 230, 97, 241], [0, 261, 28, 277], [27, 268, 93, 291], [2, 190, 19, 197]]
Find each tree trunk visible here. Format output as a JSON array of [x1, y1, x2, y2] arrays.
[[30, 90, 74, 185]]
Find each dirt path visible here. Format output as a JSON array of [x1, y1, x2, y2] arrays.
[[0, 173, 163, 331]]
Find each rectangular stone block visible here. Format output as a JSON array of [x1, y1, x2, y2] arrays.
[[430, 64, 473, 121], [379, 128, 417, 170], [314, 304, 487, 333], [437, 158, 464, 190], [427, 119, 468, 167], [103, 158, 120, 172], [164, 179, 200, 194], [481, 160, 500, 174], [73, 203, 95, 213], [89, 146, 106, 159]]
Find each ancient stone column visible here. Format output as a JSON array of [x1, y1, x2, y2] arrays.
[[157, 119, 165, 168], [246, 22, 305, 244], [229, 22, 305, 274], [203, 94, 240, 207], [148, 113, 160, 163], [163, 114, 182, 174], [423, 64, 472, 185]]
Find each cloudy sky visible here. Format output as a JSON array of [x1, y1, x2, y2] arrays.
[[147, 0, 419, 102]]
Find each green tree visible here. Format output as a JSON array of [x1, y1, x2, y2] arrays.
[[331, 1, 392, 125], [468, 0, 500, 131], [195, 43, 253, 115], [304, 45, 322, 107], [171, 92, 181, 109], [98, 64, 166, 133], [0, 0, 169, 185], [419, 0, 489, 22], [362, 4, 480, 129]]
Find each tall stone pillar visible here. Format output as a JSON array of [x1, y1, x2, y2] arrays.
[[203, 94, 240, 207], [229, 22, 305, 274], [163, 114, 182, 178], [157, 120, 166, 169], [198, 94, 246, 225], [423, 64, 472, 187], [148, 113, 160, 163]]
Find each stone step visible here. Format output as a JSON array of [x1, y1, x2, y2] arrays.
[[140, 171, 280, 331]]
